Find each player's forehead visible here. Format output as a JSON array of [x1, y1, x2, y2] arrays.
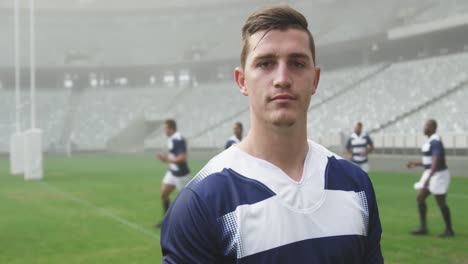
[[246, 28, 312, 63]]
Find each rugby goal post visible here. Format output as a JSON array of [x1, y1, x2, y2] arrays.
[[9, 132, 25, 175], [23, 129, 43, 180]]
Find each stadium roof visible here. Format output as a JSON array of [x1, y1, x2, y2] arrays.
[[0, 0, 319, 11], [0, 0, 227, 10]]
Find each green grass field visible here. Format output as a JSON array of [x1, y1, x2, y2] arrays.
[[0, 154, 467, 264]]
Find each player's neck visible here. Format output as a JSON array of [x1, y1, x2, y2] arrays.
[[239, 122, 308, 181], [167, 131, 176, 138]]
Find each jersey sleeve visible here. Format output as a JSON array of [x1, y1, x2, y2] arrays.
[[161, 188, 220, 263], [172, 139, 187, 156], [346, 138, 352, 151], [430, 140, 443, 157], [225, 140, 233, 150], [366, 135, 374, 147], [365, 178, 384, 264]]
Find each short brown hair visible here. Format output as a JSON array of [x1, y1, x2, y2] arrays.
[[240, 5, 316, 68], [165, 119, 177, 131], [234, 121, 243, 130]]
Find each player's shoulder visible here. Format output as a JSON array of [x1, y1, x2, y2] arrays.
[[188, 146, 278, 189], [188, 167, 274, 206], [188, 147, 248, 188], [308, 139, 342, 160], [309, 140, 373, 192], [225, 139, 235, 146], [329, 158, 374, 192], [170, 132, 186, 143], [429, 134, 442, 143], [185, 148, 276, 216]]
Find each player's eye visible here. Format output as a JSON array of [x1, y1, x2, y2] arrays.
[[290, 61, 306, 68], [257, 61, 274, 69]]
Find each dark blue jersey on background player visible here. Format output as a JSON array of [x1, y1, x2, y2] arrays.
[[154, 119, 190, 228], [161, 5, 383, 263], [407, 119, 454, 237], [225, 122, 243, 149], [346, 122, 374, 173]]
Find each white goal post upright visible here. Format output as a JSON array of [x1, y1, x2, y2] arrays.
[[10, 133, 24, 175], [24, 129, 43, 180], [9, 0, 24, 176], [24, 0, 43, 180]]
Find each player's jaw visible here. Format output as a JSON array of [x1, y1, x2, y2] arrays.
[[264, 92, 310, 127]]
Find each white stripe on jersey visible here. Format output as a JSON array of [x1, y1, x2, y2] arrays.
[[221, 189, 369, 258]]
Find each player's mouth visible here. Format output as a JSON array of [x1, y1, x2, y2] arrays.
[[270, 93, 296, 102]]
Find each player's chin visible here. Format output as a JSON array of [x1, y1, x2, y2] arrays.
[[270, 112, 297, 127]]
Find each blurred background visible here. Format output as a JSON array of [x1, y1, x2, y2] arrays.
[[0, 0, 467, 158], [0, 0, 467, 263]]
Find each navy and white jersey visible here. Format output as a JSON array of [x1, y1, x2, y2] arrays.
[[346, 132, 374, 164], [161, 140, 383, 263], [167, 132, 189, 176], [421, 134, 447, 171], [225, 135, 241, 149]]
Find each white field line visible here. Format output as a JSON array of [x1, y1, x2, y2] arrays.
[[40, 181, 160, 240]]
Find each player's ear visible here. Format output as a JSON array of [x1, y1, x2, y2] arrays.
[[311, 67, 320, 96], [235, 67, 248, 96]]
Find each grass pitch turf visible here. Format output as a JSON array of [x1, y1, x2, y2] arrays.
[[1, 154, 467, 263]]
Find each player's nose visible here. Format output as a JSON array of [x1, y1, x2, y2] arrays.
[[273, 62, 292, 89]]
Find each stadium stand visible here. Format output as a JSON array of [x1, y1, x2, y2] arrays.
[[306, 52, 468, 142], [2, 51, 467, 152], [72, 86, 185, 150], [385, 82, 468, 134], [144, 81, 248, 149], [301, 1, 406, 44], [5, 0, 466, 67], [309, 64, 388, 107], [0, 90, 68, 152], [408, 0, 468, 25], [1, 0, 468, 154]]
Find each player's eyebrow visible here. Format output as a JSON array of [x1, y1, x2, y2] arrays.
[[252, 54, 277, 62], [288, 53, 311, 60], [252, 53, 311, 62]]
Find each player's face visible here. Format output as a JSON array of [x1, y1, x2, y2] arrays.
[[355, 124, 362, 135], [233, 124, 242, 139], [235, 29, 320, 128], [164, 124, 174, 137], [423, 121, 433, 136]]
